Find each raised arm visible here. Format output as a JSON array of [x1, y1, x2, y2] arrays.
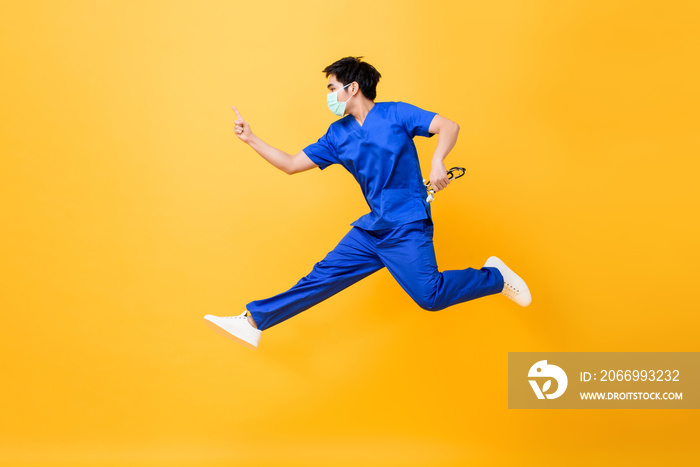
[[427, 114, 460, 193], [232, 105, 318, 175]]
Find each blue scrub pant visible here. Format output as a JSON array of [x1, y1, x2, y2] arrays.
[[246, 218, 504, 331]]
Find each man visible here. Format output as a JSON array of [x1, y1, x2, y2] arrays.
[[204, 56, 531, 350]]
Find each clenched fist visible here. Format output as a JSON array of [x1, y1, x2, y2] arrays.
[[429, 160, 450, 193]]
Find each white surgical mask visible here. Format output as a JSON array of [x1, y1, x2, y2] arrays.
[[327, 83, 353, 116]]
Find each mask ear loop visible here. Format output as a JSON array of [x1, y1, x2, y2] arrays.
[[329, 82, 351, 97], [424, 166, 466, 202], [342, 82, 353, 102]]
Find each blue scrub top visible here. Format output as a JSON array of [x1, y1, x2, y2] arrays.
[[302, 101, 438, 231]]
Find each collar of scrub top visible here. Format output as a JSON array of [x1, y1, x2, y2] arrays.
[[424, 167, 466, 202]]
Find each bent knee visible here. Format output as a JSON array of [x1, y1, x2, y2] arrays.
[[414, 296, 445, 312]]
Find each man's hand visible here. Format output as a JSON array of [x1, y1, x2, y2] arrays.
[[429, 160, 450, 192], [232, 105, 254, 144]]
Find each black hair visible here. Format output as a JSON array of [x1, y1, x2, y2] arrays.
[[322, 56, 382, 101]]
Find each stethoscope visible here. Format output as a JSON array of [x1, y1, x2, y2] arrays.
[[423, 167, 466, 202]]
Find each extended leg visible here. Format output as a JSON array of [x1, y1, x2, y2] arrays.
[[246, 227, 384, 330]]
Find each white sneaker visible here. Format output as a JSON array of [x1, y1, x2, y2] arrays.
[[483, 256, 532, 307], [203, 311, 261, 349]]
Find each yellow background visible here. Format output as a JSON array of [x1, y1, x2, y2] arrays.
[[2, 0, 699, 465]]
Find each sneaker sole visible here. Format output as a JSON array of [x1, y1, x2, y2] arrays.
[[203, 316, 259, 350]]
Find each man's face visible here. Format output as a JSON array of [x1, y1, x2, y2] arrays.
[[327, 74, 351, 97]]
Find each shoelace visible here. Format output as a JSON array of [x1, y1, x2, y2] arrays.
[[219, 312, 259, 332], [502, 282, 521, 299], [220, 312, 249, 321]]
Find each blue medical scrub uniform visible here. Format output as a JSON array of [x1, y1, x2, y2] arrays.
[[247, 101, 504, 331]]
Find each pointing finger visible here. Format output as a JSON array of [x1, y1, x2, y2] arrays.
[[231, 105, 244, 121]]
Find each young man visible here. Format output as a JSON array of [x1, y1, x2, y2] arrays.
[[204, 56, 531, 349]]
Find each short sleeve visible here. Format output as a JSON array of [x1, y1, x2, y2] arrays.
[[396, 101, 438, 138], [302, 130, 338, 170]]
